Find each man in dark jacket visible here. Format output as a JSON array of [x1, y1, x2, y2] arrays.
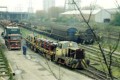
[[22, 44, 27, 56]]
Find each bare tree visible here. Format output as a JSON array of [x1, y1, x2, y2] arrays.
[[72, 0, 120, 80]]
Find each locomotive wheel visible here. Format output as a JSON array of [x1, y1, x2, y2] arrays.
[[57, 58, 60, 64], [51, 54, 55, 61], [86, 60, 90, 66], [57, 58, 62, 64], [33, 47, 37, 52], [46, 54, 51, 60], [30, 45, 33, 50], [38, 50, 43, 55]]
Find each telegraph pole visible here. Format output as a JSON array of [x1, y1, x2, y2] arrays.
[[28, 0, 33, 20], [64, 0, 81, 11]]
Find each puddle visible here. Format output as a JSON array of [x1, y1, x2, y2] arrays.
[[17, 54, 22, 55], [26, 55, 31, 59], [38, 67, 46, 71], [14, 69, 25, 80], [15, 69, 26, 74], [31, 58, 40, 62]]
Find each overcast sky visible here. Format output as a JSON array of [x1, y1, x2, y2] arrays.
[[0, 0, 120, 12]]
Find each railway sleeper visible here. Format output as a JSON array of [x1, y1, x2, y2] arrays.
[[0, 65, 6, 68]]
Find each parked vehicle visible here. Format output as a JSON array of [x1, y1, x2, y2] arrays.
[[1, 26, 21, 50]]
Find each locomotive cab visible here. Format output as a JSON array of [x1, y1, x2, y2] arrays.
[[55, 41, 88, 69], [55, 41, 79, 56]]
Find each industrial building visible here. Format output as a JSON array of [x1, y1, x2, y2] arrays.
[[61, 8, 119, 23], [60, 9, 100, 22], [95, 8, 119, 23], [0, 11, 28, 21]]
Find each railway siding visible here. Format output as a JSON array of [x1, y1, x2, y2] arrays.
[[20, 25, 120, 79], [21, 27, 112, 80], [79, 44, 120, 66], [79, 44, 120, 78]]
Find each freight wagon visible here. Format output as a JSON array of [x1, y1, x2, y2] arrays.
[[20, 22, 95, 44]]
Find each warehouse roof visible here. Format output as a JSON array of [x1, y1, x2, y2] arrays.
[[61, 9, 101, 15]]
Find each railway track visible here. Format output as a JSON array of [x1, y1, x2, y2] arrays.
[[0, 45, 13, 79], [0, 50, 7, 76], [1, 19, 120, 80], [77, 66, 108, 80], [19, 25, 120, 79], [79, 44, 120, 67], [88, 45, 120, 58], [21, 27, 115, 79]]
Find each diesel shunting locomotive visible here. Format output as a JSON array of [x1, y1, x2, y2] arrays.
[[25, 34, 89, 69]]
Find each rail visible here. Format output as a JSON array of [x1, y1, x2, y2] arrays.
[[76, 66, 108, 80], [79, 44, 120, 67], [0, 44, 14, 80], [20, 24, 119, 79]]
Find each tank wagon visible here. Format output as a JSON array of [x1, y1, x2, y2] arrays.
[[25, 34, 89, 69]]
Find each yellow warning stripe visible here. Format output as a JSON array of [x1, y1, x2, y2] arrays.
[[75, 62, 79, 68], [81, 60, 85, 68], [82, 59, 88, 68]]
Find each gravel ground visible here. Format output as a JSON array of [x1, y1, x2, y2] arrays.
[[4, 49, 92, 80]]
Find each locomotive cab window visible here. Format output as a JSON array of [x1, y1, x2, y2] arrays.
[[62, 43, 69, 49], [58, 43, 62, 49], [69, 42, 78, 48]]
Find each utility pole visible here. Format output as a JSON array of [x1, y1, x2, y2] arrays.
[[15, 4, 22, 21], [28, 0, 33, 20], [64, 0, 81, 11], [18, 4, 22, 20]]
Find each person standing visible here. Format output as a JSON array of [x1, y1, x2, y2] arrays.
[[22, 44, 27, 56], [21, 38, 26, 46]]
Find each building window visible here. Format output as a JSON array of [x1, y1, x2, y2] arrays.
[[104, 19, 110, 23]]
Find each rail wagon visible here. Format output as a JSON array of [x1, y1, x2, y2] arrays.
[[40, 25, 95, 44], [50, 26, 78, 41], [25, 34, 89, 69], [20, 22, 95, 44]]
